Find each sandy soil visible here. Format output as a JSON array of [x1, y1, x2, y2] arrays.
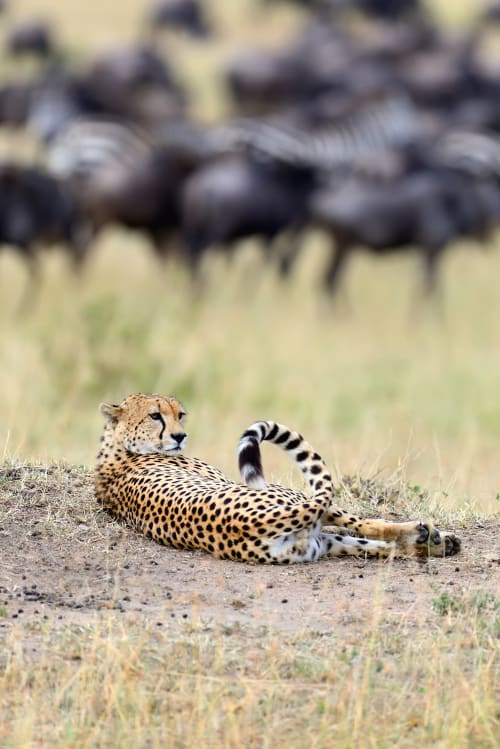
[[0, 464, 498, 640]]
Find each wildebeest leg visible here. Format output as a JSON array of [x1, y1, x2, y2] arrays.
[[67, 222, 97, 275], [422, 246, 443, 297], [17, 250, 41, 315], [410, 245, 445, 321], [150, 229, 181, 265], [182, 231, 209, 295], [274, 227, 303, 279], [323, 237, 349, 295], [318, 236, 353, 316]]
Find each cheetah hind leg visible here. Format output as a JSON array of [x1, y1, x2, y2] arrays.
[[323, 510, 461, 557]]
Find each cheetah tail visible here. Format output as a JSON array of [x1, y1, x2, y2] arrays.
[[238, 421, 333, 499]]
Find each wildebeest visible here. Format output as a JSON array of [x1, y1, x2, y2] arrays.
[[4, 19, 57, 60], [181, 153, 315, 278], [47, 118, 203, 260], [309, 153, 500, 295], [78, 45, 186, 128], [147, 0, 211, 38], [0, 162, 91, 306]]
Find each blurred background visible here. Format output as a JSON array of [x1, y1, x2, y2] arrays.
[[0, 0, 499, 514]]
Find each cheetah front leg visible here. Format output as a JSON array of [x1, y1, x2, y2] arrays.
[[322, 509, 461, 557]]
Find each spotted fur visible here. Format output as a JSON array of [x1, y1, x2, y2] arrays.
[[95, 393, 461, 564]]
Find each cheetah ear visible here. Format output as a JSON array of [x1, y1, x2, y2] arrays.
[[100, 402, 123, 422]]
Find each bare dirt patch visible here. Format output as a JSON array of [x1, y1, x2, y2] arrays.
[[1, 464, 498, 640]]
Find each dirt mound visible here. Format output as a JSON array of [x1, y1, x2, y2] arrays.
[[0, 464, 498, 636]]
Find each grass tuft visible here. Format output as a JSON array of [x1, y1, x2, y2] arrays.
[[1, 606, 498, 749]]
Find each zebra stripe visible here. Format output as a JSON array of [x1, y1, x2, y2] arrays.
[[47, 118, 155, 181], [46, 95, 421, 184], [434, 129, 500, 178], [207, 95, 419, 170]]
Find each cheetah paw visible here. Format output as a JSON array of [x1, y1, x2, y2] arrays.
[[414, 524, 462, 557]]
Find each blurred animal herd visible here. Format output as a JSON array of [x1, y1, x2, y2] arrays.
[[2, 0, 500, 302]]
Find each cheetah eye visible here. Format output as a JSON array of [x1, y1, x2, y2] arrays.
[[150, 412, 163, 421], [178, 412, 186, 421]]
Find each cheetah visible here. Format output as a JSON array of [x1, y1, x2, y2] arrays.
[[95, 393, 461, 564]]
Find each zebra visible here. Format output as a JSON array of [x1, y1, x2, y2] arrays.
[[45, 116, 209, 263], [432, 128, 500, 179], [47, 94, 420, 187], [204, 94, 421, 171], [46, 117, 156, 185]]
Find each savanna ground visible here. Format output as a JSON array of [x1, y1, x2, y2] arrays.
[[0, 0, 499, 747]]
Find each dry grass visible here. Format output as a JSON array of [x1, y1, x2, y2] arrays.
[[2, 234, 500, 516], [1, 607, 498, 749]]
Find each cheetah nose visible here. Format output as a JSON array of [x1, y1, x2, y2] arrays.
[[172, 432, 186, 445]]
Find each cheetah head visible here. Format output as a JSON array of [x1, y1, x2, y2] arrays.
[[99, 393, 187, 456]]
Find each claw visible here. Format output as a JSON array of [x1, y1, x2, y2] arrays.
[[444, 533, 462, 556], [416, 523, 430, 544], [431, 529, 442, 545], [421, 531, 462, 557]]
